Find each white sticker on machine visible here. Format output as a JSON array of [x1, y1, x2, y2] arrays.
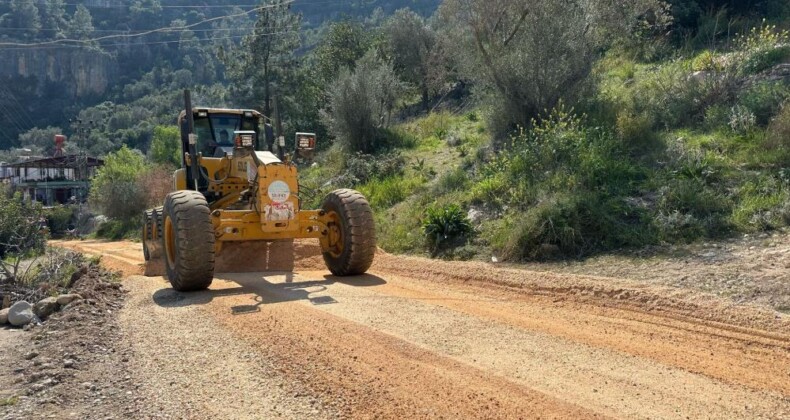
[[267, 180, 291, 203]]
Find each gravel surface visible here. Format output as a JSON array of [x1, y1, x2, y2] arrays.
[[39, 238, 790, 418]]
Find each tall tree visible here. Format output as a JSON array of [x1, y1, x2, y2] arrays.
[[1, 0, 41, 39], [383, 9, 438, 108], [323, 51, 402, 153], [221, 0, 301, 116], [68, 4, 94, 40], [313, 20, 371, 86], [438, 0, 670, 138], [42, 0, 68, 39]]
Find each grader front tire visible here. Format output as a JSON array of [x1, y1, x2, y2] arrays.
[[163, 191, 215, 291], [321, 189, 376, 276]]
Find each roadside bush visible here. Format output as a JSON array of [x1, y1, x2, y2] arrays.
[[0, 193, 47, 283], [691, 50, 722, 72], [731, 177, 789, 231], [630, 60, 738, 129], [137, 165, 174, 208], [422, 204, 473, 250], [704, 105, 730, 130], [498, 192, 653, 260], [470, 174, 507, 206], [89, 146, 150, 222], [653, 211, 705, 243], [45, 206, 76, 235], [95, 219, 140, 241], [343, 152, 405, 185]]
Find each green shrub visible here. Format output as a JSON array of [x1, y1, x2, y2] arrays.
[[89, 146, 150, 221], [0, 193, 48, 282], [704, 105, 730, 130], [765, 102, 790, 165], [498, 192, 653, 260], [149, 125, 181, 167], [379, 128, 418, 149], [738, 82, 790, 126], [743, 45, 790, 75], [342, 152, 405, 185], [657, 178, 730, 218], [422, 204, 473, 249], [731, 178, 789, 231], [323, 51, 402, 153], [653, 210, 705, 243], [418, 111, 452, 139], [435, 166, 470, 195], [615, 112, 661, 155], [736, 24, 790, 75], [728, 105, 757, 133], [45, 206, 75, 235], [470, 174, 507, 205], [95, 219, 140, 240], [629, 60, 738, 129], [691, 50, 721, 72]]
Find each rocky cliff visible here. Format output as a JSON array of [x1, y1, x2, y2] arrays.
[[0, 48, 117, 98]]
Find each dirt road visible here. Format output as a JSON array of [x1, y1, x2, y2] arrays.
[[51, 239, 790, 419]]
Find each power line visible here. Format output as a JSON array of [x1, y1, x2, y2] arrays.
[[0, 1, 294, 47], [0, 28, 300, 50], [11, 2, 263, 8], [0, 85, 37, 128], [0, 85, 34, 129], [0, 27, 257, 33]]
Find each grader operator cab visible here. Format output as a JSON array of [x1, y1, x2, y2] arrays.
[[143, 90, 376, 291]]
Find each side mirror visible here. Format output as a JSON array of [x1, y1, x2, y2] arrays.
[[295, 132, 316, 161]]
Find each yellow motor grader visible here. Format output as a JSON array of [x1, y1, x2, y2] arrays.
[[142, 90, 375, 291]]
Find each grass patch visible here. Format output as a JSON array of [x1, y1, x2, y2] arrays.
[[0, 396, 19, 407], [95, 219, 141, 241], [358, 175, 426, 209]]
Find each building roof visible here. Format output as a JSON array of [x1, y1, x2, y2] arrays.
[[6, 155, 104, 168]]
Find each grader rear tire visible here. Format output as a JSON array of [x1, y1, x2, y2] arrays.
[[163, 191, 215, 291], [321, 189, 376, 276]]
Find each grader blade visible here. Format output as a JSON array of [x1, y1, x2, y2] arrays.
[[144, 257, 166, 277], [214, 240, 295, 273]]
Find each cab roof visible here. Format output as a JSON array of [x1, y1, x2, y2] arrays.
[[177, 108, 266, 121]]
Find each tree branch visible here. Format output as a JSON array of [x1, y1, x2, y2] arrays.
[[503, 7, 530, 47]]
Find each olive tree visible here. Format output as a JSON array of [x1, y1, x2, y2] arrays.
[[383, 9, 447, 108], [323, 51, 402, 153], [438, 0, 670, 138]]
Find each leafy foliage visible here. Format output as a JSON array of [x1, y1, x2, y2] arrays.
[[323, 51, 402, 153], [89, 146, 150, 221], [149, 126, 181, 167], [422, 204, 473, 248], [438, 0, 669, 139], [0, 192, 47, 283]]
